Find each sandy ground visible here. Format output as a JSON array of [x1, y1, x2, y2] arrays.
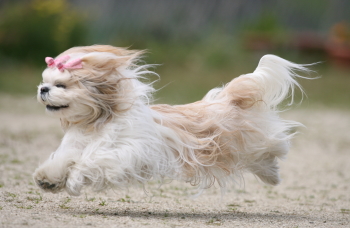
[[0, 95, 349, 228]]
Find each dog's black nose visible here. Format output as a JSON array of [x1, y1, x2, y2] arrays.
[[40, 87, 50, 94]]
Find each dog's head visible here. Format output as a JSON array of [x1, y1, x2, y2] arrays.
[[38, 45, 146, 130]]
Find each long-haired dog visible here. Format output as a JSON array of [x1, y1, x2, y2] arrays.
[[33, 45, 309, 196]]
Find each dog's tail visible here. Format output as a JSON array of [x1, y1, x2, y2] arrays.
[[250, 54, 310, 108], [209, 54, 310, 110]]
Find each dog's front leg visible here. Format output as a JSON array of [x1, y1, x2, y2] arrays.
[[33, 139, 80, 193]]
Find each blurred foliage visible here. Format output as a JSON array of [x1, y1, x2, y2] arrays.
[[0, 0, 87, 65], [245, 12, 284, 34], [241, 12, 290, 52]]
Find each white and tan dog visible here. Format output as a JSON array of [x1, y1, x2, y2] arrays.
[[33, 45, 309, 196]]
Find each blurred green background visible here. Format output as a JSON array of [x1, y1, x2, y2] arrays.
[[0, 0, 350, 108]]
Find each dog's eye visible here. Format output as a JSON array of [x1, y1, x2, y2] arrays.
[[56, 84, 66, 89]]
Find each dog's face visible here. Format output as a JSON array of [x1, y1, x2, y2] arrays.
[[37, 68, 91, 120], [37, 45, 143, 129]]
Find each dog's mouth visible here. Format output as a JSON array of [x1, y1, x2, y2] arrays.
[[46, 105, 69, 111]]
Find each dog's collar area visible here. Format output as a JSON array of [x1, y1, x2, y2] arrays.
[[46, 105, 69, 111]]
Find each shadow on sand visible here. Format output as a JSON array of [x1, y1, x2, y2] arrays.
[[65, 208, 329, 224]]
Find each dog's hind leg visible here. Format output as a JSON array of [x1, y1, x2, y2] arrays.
[[247, 155, 281, 185]]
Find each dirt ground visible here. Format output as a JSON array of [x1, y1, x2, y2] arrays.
[[0, 95, 349, 228]]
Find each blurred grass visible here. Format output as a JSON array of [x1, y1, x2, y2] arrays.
[[0, 42, 349, 109], [0, 64, 43, 95]]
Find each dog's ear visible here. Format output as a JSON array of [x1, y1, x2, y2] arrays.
[[65, 45, 143, 71], [81, 52, 132, 71], [66, 46, 144, 131], [77, 45, 140, 57]]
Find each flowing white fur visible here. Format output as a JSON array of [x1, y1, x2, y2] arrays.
[[33, 46, 309, 196]]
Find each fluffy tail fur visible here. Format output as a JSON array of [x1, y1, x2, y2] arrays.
[[216, 54, 308, 109], [251, 54, 308, 107]]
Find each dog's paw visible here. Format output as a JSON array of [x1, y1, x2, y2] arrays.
[[37, 180, 57, 189], [36, 179, 63, 192], [34, 176, 66, 193], [33, 166, 67, 193]]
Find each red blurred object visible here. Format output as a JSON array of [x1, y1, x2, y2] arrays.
[[326, 22, 350, 67], [326, 44, 350, 67], [294, 32, 325, 53]]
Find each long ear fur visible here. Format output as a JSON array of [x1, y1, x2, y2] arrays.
[[59, 46, 145, 131]]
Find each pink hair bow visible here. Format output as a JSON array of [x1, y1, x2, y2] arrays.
[[45, 55, 70, 67], [45, 55, 83, 72]]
